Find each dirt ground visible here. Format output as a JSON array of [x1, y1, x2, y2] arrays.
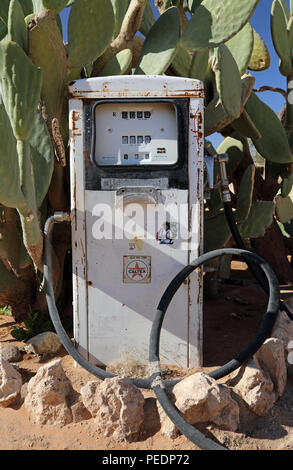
[[0, 260, 293, 451]]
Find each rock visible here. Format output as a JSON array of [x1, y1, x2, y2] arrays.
[[24, 332, 62, 355], [24, 359, 74, 426], [80, 380, 101, 417], [228, 357, 276, 416], [20, 382, 28, 401], [70, 398, 92, 423], [0, 344, 22, 363], [255, 337, 287, 397], [159, 372, 239, 439], [272, 309, 293, 351], [81, 377, 145, 441], [67, 390, 92, 423], [0, 358, 22, 407]]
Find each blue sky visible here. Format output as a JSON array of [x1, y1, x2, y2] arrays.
[[60, 0, 290, 148]]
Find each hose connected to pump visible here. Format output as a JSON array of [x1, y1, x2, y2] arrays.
[[43, 134, 289, 452], [44, 214, 280, 450], [204, 139, 293, 321], [149, 248, 280, 449]]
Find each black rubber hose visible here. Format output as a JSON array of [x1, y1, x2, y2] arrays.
[[45, 216, 279, 383], [44, 215, 227, 450], [224, 201, 293, 321], [44, 216, 279, 450], [43, 214, 173, 390], [149, 248, 280, 450]]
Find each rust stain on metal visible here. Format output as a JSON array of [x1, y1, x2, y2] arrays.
[[190, 108, 204, 152], [75, 266, 80, 327], [72, 110, 80, 123], [73, 170, 77, 232], [68, 88, 205, 99], [80, 239, 86, 266]]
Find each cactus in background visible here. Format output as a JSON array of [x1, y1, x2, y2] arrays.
[[0, 0, 293, 319], [135, 7, 181, 75], [248, 29, 271, 71], [213, 44, 242, 119]]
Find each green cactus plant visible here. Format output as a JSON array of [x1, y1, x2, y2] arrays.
[[231, 110, 262, 141], [271, 0, 293, 76], [245, 92, 293, 163], [98, 48, 133, 76], [189, 48, 209, 81], [238, 201, 275, 239], [181, 0, 260, 50], [214, 44, 242, 119], [8, 0, 28, 53], [135, 6, 181, 75], [225, 23, 254, 76], [235, 164, 256, 223], [248, 29, 271, 71], [205, 74, 255, 136], [67, 0, 115, 80], [0, 0, 292, 318]]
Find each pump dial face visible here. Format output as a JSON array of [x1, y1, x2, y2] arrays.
[[94, 102, 178, 166]]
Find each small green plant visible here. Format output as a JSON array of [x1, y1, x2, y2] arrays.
[[10, 306, 72, 342], [0, 305, 12, 316]]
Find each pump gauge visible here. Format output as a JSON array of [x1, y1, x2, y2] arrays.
[[92, 101, 178, 166]]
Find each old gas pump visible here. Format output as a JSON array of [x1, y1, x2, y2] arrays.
[[43, 74, 282, 451], [68, 75, 205, 368]]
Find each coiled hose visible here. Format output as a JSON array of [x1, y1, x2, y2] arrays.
[[149, 248, 280, 450], [44, 214, 280, 451]]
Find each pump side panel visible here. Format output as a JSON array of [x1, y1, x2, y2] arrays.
[[85, 190, 191, 367]]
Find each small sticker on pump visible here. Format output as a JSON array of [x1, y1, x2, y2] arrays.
[[123, 256, 151, 284]]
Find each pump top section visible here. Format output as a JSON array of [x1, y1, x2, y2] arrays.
[[68, 75, 205, 100]]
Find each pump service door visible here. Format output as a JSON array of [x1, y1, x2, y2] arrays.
[[69, 76, 204, 368]]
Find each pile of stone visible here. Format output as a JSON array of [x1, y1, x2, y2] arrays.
[[0, 312, 291, 442]]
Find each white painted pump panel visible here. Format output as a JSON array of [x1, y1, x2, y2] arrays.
[[69, 75, 204, 368]]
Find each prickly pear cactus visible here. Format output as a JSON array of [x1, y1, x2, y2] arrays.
[[0, 0, 292, 318]]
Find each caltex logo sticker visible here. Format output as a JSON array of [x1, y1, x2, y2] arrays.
[[123, 256, 151, 284]]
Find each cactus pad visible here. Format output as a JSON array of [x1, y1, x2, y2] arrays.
[[28, 9, 67, 122], [140, 1, 156, 37], [275, 194, 293, 224], [236, 164, 255, 223], [248, 29, 271, 71], [225, 23, 254, 75], [271, 0, 292, 76], [189, 48, 209, 81], [135, 7, 181, 75], [214, 44, 242, 119], [239, 201, 275, 238], [67, 0, 115, 76], [205, 74, 255, 135], [245, 92, 293, 163], [204, 212, 231, 252], [217, 136, 245, 176], [181, 0, 260, 50], [98, 49, 132, 77], [171, 45, 192, 77], [231, 109, 262, 140], [8, 0, 28, 53], [0, 40, 42, 141]]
